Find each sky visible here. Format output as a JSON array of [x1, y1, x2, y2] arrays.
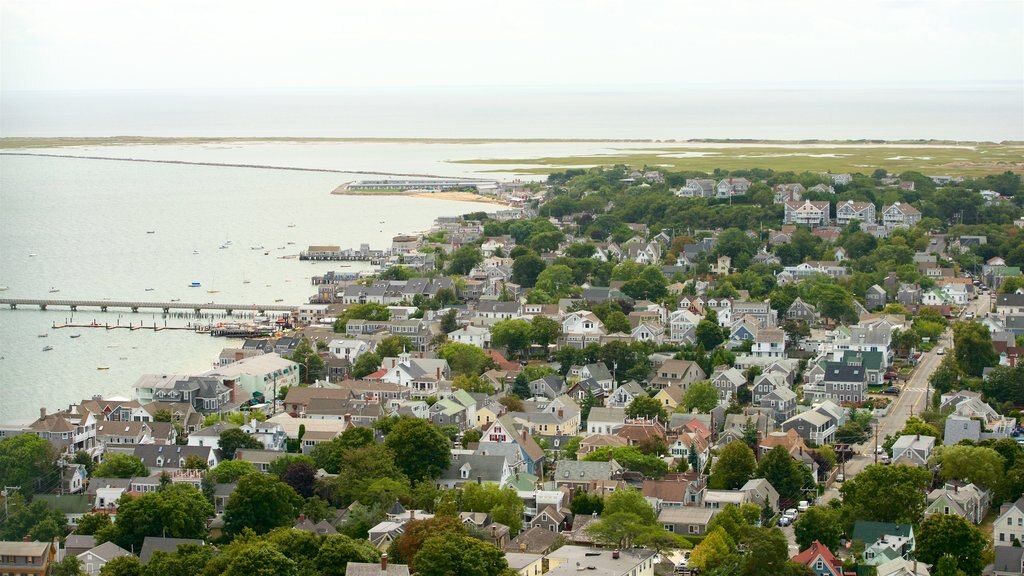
[[1, 0, 1022, 92]]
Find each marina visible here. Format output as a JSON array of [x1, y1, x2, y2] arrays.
[[1, 297, 296, 315]]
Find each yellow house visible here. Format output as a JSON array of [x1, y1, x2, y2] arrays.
[[474, 402, 502, 429], [654, 384, 685, 411], [505, 552, 544, 576]]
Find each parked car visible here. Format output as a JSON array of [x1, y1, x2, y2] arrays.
[[798, 500, 810, 512], [936, 347, 945, 355], [777, 516, 792, 527], [836, 473, 845, 482], [881, 386, 900, 395]]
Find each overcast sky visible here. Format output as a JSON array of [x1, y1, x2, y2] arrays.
[[2, 0, 1022, 92]]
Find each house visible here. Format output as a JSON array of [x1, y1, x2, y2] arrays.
[[133, 444, 221, 473], [774, 183, 805, 203], [866, 284, 887, 310], [836, 200, 877, 226], [478, 416, 546, 476], [642, 477, 705, 509], [0, 541, 56, 576], [506, 526, 562, 555], [784, 200, 831, 227], [716, 177, 752, 198], [803, 362, 866, 404], [741, 478, 780, 512], [553, 460, 624, 491], [882, 202, 922, 229], [586, 407, 627, 435], [149, 376, 233, 415], [379, 352, 451, 397], [710, 366, 746, 403], [202, 353, 301, 402], [782, 410, 837, 445], [926, 483, 991, 525], [607, 381, 646, 409], [842, 350, 886, 386], [531, 505, 568, 533], [792, 540, 843, 576], [786, 298, 818, 325], [668, 309, 702, 345], [653, 385, 685, 411], [448, 324, 491, 348], [438, 452, 512, 489], [678, 178, 716, 198], [650, 359, 706, 390], [658, 506, 716, 536], [751, 327, 786, 358], [561, 312, 606, 349], [993, 546, 1024, 576], [571, 363, 614, 392], [996, 497, 1024, 545], [345, 557, 410, 576], [78, 541, 131, 575], [873, 558, 929, 576], [544, 546, 656, 576], [505, 552, 544, 576], [852, 521, 915, 566]]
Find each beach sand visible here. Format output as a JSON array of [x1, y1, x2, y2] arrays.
[[331, 186, 508, 205]]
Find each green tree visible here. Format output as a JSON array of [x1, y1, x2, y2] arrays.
[[383, 417, 451, 483], [351, 351, 383, 378], [535, 265, 576, 296], [218, 428, 264, 460], [392, 516, 468, 569], [689, 527, 736, 573], [586, 511, 650, 549], [583, 446, 669, 479], [570, 492, 605, 516], [834, 420, 869, 444], [333, 303, 390, 332], [460, 483, 526, 533], [51, 555, 84, 576], [314, 534, 381, 576], [839, 464, 932, 525], [706, 503, 761, 542], [0, 495, 67, 541], [953, 321, 999, 377], [438, 342, 495, 376], [793, 505, 843, 550], [604, 487, 657, 524], [696, 319, 726, 350], [414, 534, 510, 576], [681, 380, 720, 413], [757, 446, 815, 505], [99, 484, 212, 552], [224, 473, 303, 535], [603, 311, 632, 334], [222, 541, 297, 576], [916, 514, 988, 576], [446, 246, 483, 276], [709, 441, 757, 490], [625, 395, 668, 423], [99, 555, 143, 576], [490, 319, 534, 359], [206, 459, 258, 484], [144, 543, 214, 576], [288, 337, 325, 384], [451, 374, 495, 394], [376, 335, 414, 358], [440, 309, 459, 334], [936, 444, 1005, 494], [75, 512, 112, 536], [530, 315, 562, 349], [94, 454, 148, 478], [739, 526, 793, 576], [511, 253, 546, 288]]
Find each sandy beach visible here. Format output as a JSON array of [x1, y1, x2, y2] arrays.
[[331, 187, 509, 205]]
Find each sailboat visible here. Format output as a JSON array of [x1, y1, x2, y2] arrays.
[[242, 270, 251, 285]]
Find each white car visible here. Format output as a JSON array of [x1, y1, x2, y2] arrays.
[[936, 347, 945, 355], [798, 500, 810, 512]]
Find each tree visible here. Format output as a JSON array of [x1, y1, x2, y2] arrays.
[[635, 526, 691, 558], [51, 555, 84, 576], [288, 337, 325, 384], [446, 245, 484, 276], [218, 428, 264, 460], [696, 319, 726, 350], [414, 534, 510, 576], [793, 506, 843, 550], [814, 283, 858, 325], [392, 516, 468, 570], [916, 514, 988, 576], [144, 543, 214, 576], [94, 454, 148, 478], [953, 321, 999, 377], [583, 446, 669, 479], [351, 351, 383, 378], [376, 335, 414, 358], [586, 511, 650, 549], [709, 441, 757, 490], [834, 420, 869, 444], [738, 526, 793, 576], [0, 495, 67, 541], [840, 464, 932, 524], [280, 461, 318, 498], [333, 303, 390, 332], [438, 342, 495, 376], [460, 483, 526, 533], [604, 311, 631, 334], [570, 492, 605, 516], [625, 395, 668, 423], [99, 555, 143, 576], [206, 459, 258, 484], [224, 473, 303, 535], [530, 315, 562, 349], [75, 512, 112, 536], [936, 444, 1005, 494], [490, 319, 534, 359], [689, 527, 736, 573], [706, 503, 761, 542], [757, 446, 815, 505], [512, 253, 546, 288], [439, 309, 459, 334], [682, 380, 720, 413], [314, 534, 381, 576], [221, 541, 297, 576], [452, 374, 495, 394], [268, 454, 318, 479], [604, 488, 657, 524], [99, 484, 212, 552], [383, 417, 451, 483]]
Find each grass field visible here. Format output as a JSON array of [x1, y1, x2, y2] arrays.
[[452, 143, 1024, 177]]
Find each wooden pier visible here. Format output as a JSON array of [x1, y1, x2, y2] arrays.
[[53, 322, 206, 332], [1, 298, 296, 315]]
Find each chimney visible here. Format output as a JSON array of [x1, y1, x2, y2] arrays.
[[436, 367, 441, 379], [381, 553, 388, 571], [410, 510, 415, 520], [298, 513, 306, 523], [344, 413, 352, 425], [40, 407, 46, 420], [612, 550, 620, 560], [477, 476, 482, 485], [558, 409, 564, 419]]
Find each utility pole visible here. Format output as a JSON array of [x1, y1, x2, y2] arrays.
[[873, 422, 880, 465], [2, 487, 21, 516]]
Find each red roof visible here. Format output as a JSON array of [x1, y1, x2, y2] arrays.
[[487, 349, 521, 372], [363, 368, 388, 381], [792, 540, 842, 575]]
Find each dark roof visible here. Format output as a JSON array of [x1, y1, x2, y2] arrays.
[[139, 537, 205, 563], [823, 361, 865, 383], [504, 526, 561, 554], [851, 521, 913, 544], [994, 545, 1024, 573]]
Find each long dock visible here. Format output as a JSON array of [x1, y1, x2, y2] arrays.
[[1, 298, 296, 315]]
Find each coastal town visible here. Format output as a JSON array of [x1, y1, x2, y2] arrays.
[[3, 165, 1024, 576]]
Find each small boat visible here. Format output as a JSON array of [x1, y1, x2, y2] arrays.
[[219, 245, 229, 249], [274, 298, 284, 302], [107, 344, 119, 348], [49, 287, 59, 293], [70, 334, 81, 338], [38, 333, 48, 338], [144, 288, 155, 292], [287, 223, 296, 228], [286, 241, 295, 245], [225, 240, 233, 245], [0, 285, 8, 291], [97, 366, 110, 370], [29, 253, 37, 257], [251, 245, 264, 250], [277, 246, 285, 250], [264, 252, 269, 255], [189, 282, 201, 288], [119, 357, 128, 360], [146, 230, 156, 234], [243, 279, 251, 284], [170, 298, 180, 302], [193, 250, 200, 255], [207, 290, 220, 294], [42, 346, 53, 351]]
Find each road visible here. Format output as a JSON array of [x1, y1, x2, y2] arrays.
[[782, 292, 993, 554]]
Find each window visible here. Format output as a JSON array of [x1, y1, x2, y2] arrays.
[[688, 525, 698, 534]]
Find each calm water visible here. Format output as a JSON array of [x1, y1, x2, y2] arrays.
[[3, 85, 1022, 141], [0, 155, 496, 421]]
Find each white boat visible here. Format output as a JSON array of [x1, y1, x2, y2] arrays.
[[70, 334, 81, 338], [146, 230, 156, 234], [251, 245, 264, 250], [219, 245, 229, 249], [29, 253, 37, 257], [287, 223, 296, 228], [107, 344, 119, 348], [42, 346, 53, 351], [0, 285, 8, 291], [38, 333, 48, 338], [193, 249, 200, 255], [145, 288, 155, 292], [49, 287, 59, 293]]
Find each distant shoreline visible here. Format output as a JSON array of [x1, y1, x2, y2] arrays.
[[330, 187, 509, 205]]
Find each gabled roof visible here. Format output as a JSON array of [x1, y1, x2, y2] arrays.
[[139, 537, 204, 564], [851, 520, 914, 544], [792, 540, 842, 574]]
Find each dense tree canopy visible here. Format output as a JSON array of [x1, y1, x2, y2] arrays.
[[224, 473, 303, 535], [383, 417, 451, 483]]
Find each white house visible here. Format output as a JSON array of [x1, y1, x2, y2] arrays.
[[329, 339, 370, 363], [448, 325, 491, 348]]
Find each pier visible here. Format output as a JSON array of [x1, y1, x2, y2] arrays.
[[1, 298, 296, 315]]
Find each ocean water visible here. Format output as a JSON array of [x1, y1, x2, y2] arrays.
[[2, 85, 1022, 141], [0, 154, 498, 421]]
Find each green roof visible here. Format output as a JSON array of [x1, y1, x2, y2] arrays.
[[34, 494, 93, 514], [843, 350, 885, 371], [851, 520, 914, 544], [992, 266, 1022, 276], [507, 472, 539, 492]]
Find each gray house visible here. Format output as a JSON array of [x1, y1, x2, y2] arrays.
[[803, 362, 867, 404], [659, 506, 716, 536], [866, 285, 887, 310], [785, 297, 818, 325], [761, 386, 797, 425]]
